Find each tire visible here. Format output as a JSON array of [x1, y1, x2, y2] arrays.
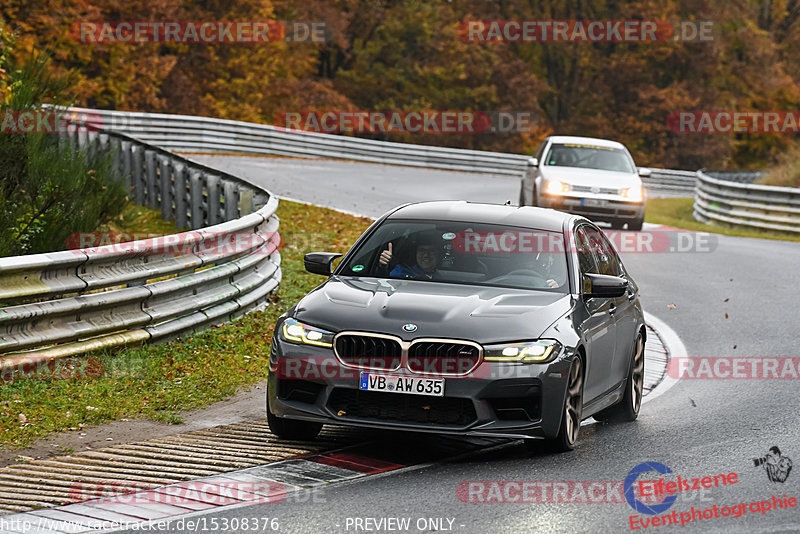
[[266, 395, 323, 441], [611, 221, 625, 230], [528, 357, 584, 453], [628, 217, 644, 231], [594, 332, 644, 423]]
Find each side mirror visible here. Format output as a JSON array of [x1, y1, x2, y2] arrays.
[[638, 167, 652, 177], [304, 252, 343, 276], [528, 157, 539, 167], [583, 273, 628, 299]]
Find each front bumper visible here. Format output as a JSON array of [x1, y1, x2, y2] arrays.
[[267, 337, 575, 440], [538, 193, 645, 223]]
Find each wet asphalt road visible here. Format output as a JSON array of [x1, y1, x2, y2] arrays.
[[143, 156, 800, 534]]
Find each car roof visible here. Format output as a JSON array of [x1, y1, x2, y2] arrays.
[[546, 135, 627, 150], [385, 201, 574, 232]]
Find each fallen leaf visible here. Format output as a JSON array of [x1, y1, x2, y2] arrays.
[[725, 313, 728, 318], [723, 298, 729, 302], [667, 303, 677, 310], [733, 345, 737, 349], [18, 414, 26, 423], [337, 410, 346, 416]]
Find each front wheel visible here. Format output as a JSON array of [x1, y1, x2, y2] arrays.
[[267, 396, 323, 441], [628, 217, 644, 231], [595, 332, 644, 423], [529, 357, 584, 453]]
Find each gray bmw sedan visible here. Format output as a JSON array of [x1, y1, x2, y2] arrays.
[[267, 201, 645, 452]]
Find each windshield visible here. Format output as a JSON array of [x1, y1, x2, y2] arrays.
[[338, 220, 569, 292], [544, 142, 635, 173]]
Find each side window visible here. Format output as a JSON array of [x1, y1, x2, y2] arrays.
[[535, 140, 547, 162], [602, 234, 622, 276], [575, 227, 598, 278], [598, 232, 622, 276], [583, 228, 621, 276]]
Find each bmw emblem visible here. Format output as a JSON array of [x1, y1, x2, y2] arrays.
[[402, 323, 418, 332]]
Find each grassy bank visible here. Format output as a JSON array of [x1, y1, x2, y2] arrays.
[[0, 200, 371, 448], [644, 197, 800, 242]]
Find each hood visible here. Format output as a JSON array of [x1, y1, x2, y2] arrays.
[[540, 165, 641, 188], [293, 276, 574, 344]]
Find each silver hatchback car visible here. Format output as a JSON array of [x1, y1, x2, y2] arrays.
[[522, 136, 649, 230]]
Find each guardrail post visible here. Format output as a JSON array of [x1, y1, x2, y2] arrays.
[[189, 171, 205, 229], [86, 131, 98, 162], [121, 140, 132, 192], [131, 145, 145, 206], [207, 175, 221, 225], [253, 191, 268, 211], [174, 163, 188, 229], [144, 149, 158, 210], [158, 155, 175, 221], [238, 189, 254, 216], [223, 181, 238, 221]]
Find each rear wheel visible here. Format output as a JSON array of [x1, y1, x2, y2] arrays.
[[529, 357, 584, 453], [594, 333, 644, 423], [266, 393, 323, 441]]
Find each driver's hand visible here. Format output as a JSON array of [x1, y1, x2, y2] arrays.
[[379, 242, 393, 266], [546, 279, 558, 288]]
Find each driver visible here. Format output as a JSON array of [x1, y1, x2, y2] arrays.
[[379, 232, 442, 281], [517, 251, 563, 289]]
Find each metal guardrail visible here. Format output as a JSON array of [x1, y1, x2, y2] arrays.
[[71, 107, 532, 176], [68, 107, 699, 196], [0, 127, 282, 368], [641, 168, 698, 196], [693, 170, 800, 234]]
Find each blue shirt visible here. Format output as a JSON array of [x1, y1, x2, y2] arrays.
[[390, 264, 437, 280]]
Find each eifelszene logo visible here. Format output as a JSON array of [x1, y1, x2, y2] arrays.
[[625, 462, 678, 515]]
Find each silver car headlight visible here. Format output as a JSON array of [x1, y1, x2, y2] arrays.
[[483, 340, 562, 363], [280, 318, 334, 348], [545, 180, 571, 195]]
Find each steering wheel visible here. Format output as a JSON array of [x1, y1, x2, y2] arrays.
[[486, 269, 549, 285]]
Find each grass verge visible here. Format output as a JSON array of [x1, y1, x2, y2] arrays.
[[0, 200, 372, 448], [645, 197, 800, 242]]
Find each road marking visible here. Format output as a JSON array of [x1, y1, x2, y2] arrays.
[[642, 311, 685, 404]]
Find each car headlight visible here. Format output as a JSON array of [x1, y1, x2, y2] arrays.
[[621, 186, 644, 202], [546, 180, 571, 195], [280, 318, 334, 348], [483, 340, 562, 363]]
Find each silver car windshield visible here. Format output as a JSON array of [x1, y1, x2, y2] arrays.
[[544, 143, 635, 173], [339, 220, 569, 292]]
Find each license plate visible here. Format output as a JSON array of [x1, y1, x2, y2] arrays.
[[581, 198, 608, 207], [359, 372, 444, 397]]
